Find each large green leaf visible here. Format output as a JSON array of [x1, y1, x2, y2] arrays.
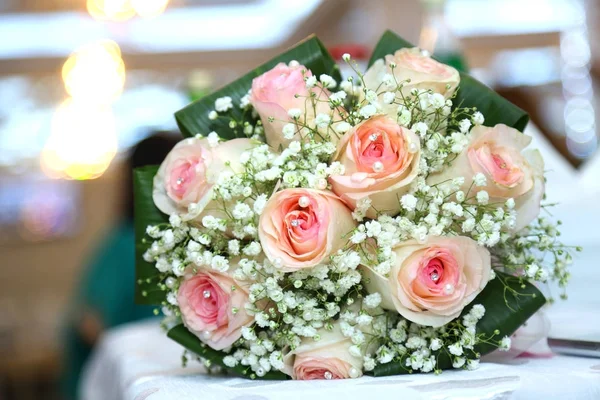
[[134, 165, 168, 305], [368, 30, 529, 132], [368, 31, 413, 67], [175, 35, 341, 140], [168, 324, 289, 380], [371, 271, 546, 377]]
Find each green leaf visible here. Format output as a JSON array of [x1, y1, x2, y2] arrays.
[[368, 30, 529, 131], [368, 30, 414, 67], [371, 271, 546, 377], [175, 35, 341, 140], [469, 272, 546, 355], [168, 324, 290, 380], [134, 165, 168, 305]]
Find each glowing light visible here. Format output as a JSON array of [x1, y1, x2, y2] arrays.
[[132, 0, 169, 18], [62, 40, 126, 104], [87, 0, 136, 21], [87, 0, 169, 20], [41, 99, 118, 180]]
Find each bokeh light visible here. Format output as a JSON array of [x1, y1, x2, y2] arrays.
[[132, 0, 170, 18], [87, 0, 136, 21], [560, 0, 596, 160], [41, 99, 118, 180], [88, 0, 169, 20], [62, 40, 126, 104]]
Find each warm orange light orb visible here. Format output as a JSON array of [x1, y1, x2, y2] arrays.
[[132, 0, 170, 18], [87, 0, 169, 20], [62, 40, 126, 104], [41, 99, 118, 180], [87, 0, 136, 21]]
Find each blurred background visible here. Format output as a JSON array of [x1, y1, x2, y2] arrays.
[[0, 0, 599, 398]]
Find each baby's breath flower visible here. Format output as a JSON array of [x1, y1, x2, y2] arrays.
[[472, 112, 484, 125], [319, 74, 336, 88], [336, 122, 352, 134], [429, 338, 443, 351], [383, 92, 395, 104], [476, 190, 489, 205], [401, 194, 418, 211], [452, 357, 466, 368], [305, 75, 317, 88], [315, 113, 331, 128], [363, 293, 382, 308], [350, 230, 367, 244], [359, 104, 377, 119], [282, 123, 296, 140], [412, 122, 428, 138], [448, 343, 463, 356], [459, 119, 472, 133], [288, 108, 302, 119], [207, 131, 220, 147], [211, 255, 229, 272], [467, 359, 480, 370], [499, 336, 512, 351], [215, 96, 233, 112], [473, 173, 487, 187]]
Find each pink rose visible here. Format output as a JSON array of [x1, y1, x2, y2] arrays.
[[153, 137, 254, 220], [364, 47, 460, 102], [329, 115, 421, 218], [178, 270, 252, 350], [250, 62, 336, 150], [428, 124, 545, 231], [362, 236, 491, 327], [283, 322, 362, 380], [258, 188, 356, 272]]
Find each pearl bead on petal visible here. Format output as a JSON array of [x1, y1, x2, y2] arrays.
[[203, 290, 211, 298], [298, 196, 310, 208], [444, 283, 455, 295], [369, 133, 379, 141], [349, 367, 360, 378], [200, 331, 211, 340], [176, 177, 184, 185], [408, 142, 418, 153], [324, 371, 333, 380], [372, 161, 384, 172], [430, 272, 440, 282]]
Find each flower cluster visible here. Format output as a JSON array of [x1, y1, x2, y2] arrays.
[[140, 47, 575, 381]]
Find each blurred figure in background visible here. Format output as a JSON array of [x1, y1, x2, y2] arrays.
[[61, 133, 180, 399]]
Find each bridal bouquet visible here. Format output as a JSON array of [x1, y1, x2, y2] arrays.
[[135, 31, 578, 380]]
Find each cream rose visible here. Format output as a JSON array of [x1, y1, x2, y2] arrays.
[[177, 270, 253, 350], [329, 115, 421, 218], [364, 47, 460, 102], [283, 322, 362, 380], [428, 124, 545, 231], [153, 137, 254, 220], [258, 188, 356, 272], [362, 236, 491, 327], [250, 62, 336, 150]]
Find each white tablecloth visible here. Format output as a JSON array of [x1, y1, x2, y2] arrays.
[[80, 318, 600, 400]]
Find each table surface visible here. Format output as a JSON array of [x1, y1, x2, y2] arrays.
[[80, 318, 600, 400]]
